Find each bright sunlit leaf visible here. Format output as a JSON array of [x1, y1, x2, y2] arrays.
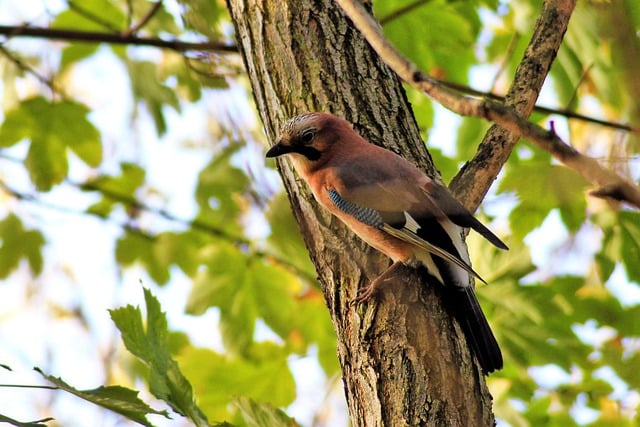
[[35, 367, 168, 427], [0, 214, 45, 278], [0, 97, 101, 191], [499, 162, 588, 240], [234, 397, 299, 427], [177, 344, 296, 423], [109, 288, 210, 426]]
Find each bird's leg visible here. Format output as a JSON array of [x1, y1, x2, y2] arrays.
[[353, 261, 403, 305]]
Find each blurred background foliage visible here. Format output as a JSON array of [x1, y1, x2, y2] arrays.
[[0, 0, 639, 425]]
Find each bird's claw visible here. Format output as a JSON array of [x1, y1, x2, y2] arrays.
[[350, 284, 377, 306]]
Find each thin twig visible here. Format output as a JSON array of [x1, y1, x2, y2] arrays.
[[565, 63, 594, 111], [125, 0, 134, 29], [77, 180, 250, 243], [0, 25, 237, 53], [0, 44, 65, 98], [489, 32, 519, 93], [439, 79, 638, 133], [122, 1, 163, 37], [379, 0, 431, 25], [0, 383, 59, 390], [451, 0, 579, 210]]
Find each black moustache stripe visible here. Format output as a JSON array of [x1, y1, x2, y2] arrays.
[[295, 145, 322, 161]]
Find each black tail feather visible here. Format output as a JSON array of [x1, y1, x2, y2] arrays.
[[416, 216, 503, 373], [448, 286, 503, 373]]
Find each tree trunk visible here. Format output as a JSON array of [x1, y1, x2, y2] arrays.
[[227, 1, 495, 425]]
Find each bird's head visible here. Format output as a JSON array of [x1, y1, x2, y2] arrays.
[[266, 112, 354, 173]]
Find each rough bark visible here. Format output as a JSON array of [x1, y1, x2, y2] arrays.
[[227, 1, 494, 426]]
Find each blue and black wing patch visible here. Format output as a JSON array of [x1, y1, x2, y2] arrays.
[[326, 188, 486, 283], [327, 189, 384, 228]]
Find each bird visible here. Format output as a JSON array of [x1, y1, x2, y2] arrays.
[[266, 112, 508, 373]]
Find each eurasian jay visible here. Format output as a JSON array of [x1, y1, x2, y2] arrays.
[[266, 112, 508, 373]]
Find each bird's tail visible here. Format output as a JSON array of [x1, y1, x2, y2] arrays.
[[446, 285, 502, 374]]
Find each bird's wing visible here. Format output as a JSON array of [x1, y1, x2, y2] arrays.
[[420, 181, 508, 251], [381, 222, 486, 283], [331, 149, 508, 251], [325, 187, 485, 283], [317, 146, 505, 283]]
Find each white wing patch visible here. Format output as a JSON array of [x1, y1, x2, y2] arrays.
[[403, 211, 421, 234], [381, 223, 487, 285]]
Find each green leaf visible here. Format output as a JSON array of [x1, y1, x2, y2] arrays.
[[467, 238, 593, 370], [378, 0, 479, 81], [265, 193, 316, 283], [593, 211, 640, 282], [35, 367, 168, 427], [456, 117, 492, 161], [524, 395, 580, 427], [127, 61, 180, 135], [186, 243, 255, 353], [176, 345, 296, 423], [499, 161, 588, 239], [110, 288, 210, 426], [153, 231, 211, 278], [115, 227, 210, 285], [51, 0, 126, 31], [160, 55, 203, 102], [0, 97, 101, 190], [115, 232, 170, 285], [293, 296, 339, 375], [467, 230, 535, 286], [187, 242, 304, 355], [25, 134, 68, 192], [601, 343, 640, 390], [84, 162, 145, 217], [406, 86, 434, 134], [195, 146, 249, 235], [428, 147, 461, 186], [180, 0, 223, 39], [482, 276, 591, 370], [264, 195, 339, 373], [250, 261, 300, 339], [135, 4, 182, 36], [60, 44, 100, 71], [186, 243, 244, 317], [556, 5, 619, 107], [234, 397, 299, 427], [0, 214, 45, 278]]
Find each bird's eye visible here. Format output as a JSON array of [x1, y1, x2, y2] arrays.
[[300, 129, 316, 144]]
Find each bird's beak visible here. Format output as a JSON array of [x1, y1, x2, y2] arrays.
[[265, 141, 293, 158]]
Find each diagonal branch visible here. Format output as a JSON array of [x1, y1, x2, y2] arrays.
[[450, 0, 576, 210], [0, 175, 317, 284], [335, 0, 640, 210], [0, 44, 66, 98]]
